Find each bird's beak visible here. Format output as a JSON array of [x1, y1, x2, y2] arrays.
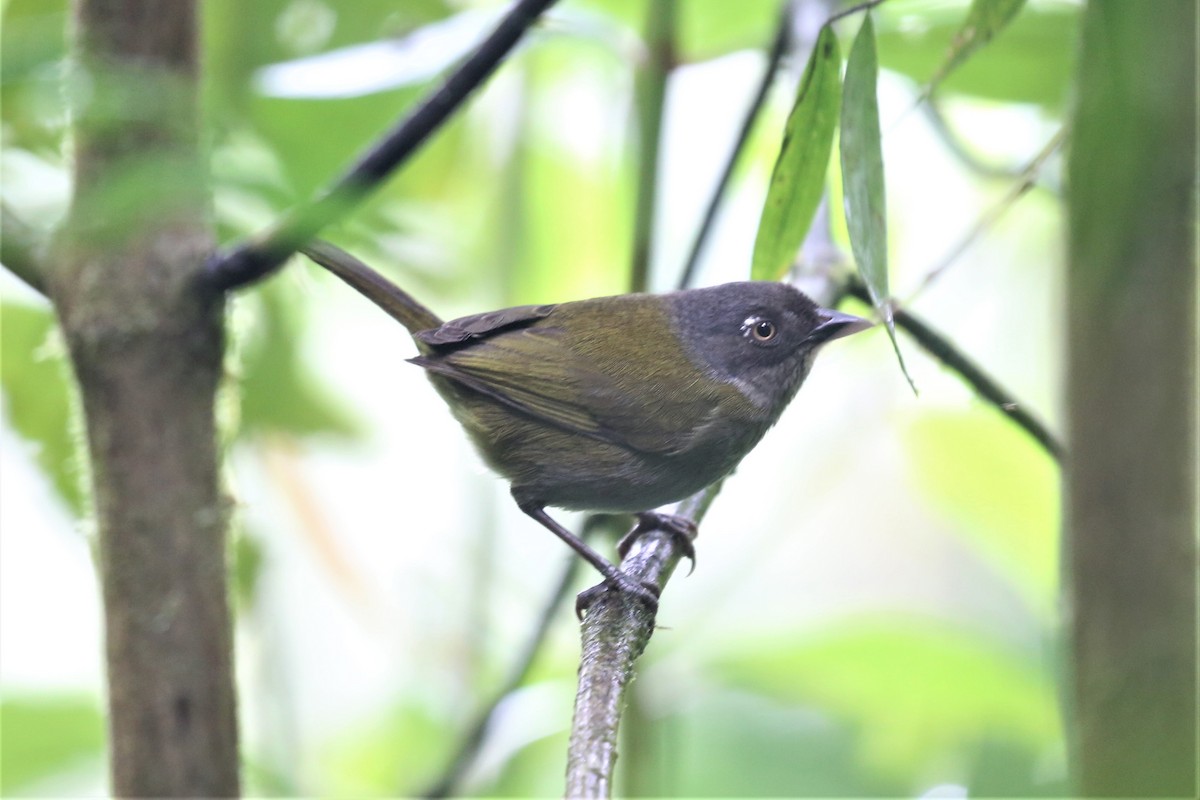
[[808, 308, 873, 345]]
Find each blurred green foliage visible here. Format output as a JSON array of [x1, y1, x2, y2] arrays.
[[876, 0, 1078, 109], [0, 694, 105, 794], [715, 622, 1060, 788], [0, 303, 83, 514], [1, 0, 1076, 795], [906, 409, 1060, 605], [236, 282, 362, 440]]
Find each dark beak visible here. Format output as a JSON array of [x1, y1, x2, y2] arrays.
[[808, 308, 873, 345]]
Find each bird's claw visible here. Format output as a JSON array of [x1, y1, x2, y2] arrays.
[[575, 574, 661, 620], [617, 512, 698, 575]]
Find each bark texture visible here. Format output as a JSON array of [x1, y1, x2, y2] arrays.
[[51, 0, 239, 795], [1065, 1, 1197, 796]]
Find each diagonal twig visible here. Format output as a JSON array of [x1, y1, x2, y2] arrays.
[[922, 98, 1041, 181], [847, 279, 1064, 461], [419, 521, 595, 798], [205, 0, 560, 293], [905, 125, 1066, 304]]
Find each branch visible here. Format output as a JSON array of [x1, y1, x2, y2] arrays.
[[1, 202, 49, 295], [565, 507, 702, 798], [922, 98, 1035, 181], [205, 0, 560, 292], [420, 517, 604, 798], [847, 280, 1064, 461]]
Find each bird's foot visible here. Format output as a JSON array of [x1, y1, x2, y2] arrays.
[[575, 573, 661, 620], [617, 512, 698, 574]]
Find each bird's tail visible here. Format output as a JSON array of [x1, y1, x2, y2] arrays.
[[301, 240, 442, 334]]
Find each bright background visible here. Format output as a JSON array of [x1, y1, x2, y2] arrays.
[[2, 0, 1074, 795]]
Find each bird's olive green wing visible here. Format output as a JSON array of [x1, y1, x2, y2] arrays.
[[411, 323, 735, 455], [412, 329, 603, 436]]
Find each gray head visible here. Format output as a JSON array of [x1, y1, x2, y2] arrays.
[[666, 281, 870, 414]]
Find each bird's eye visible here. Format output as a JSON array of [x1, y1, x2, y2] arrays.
[[750, 319, 777, 342]]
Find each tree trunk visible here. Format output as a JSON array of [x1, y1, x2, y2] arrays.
[[50, 0, 239, 794], [1065, 1, 1196, 796]]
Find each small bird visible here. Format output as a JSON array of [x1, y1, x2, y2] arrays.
[[301, 241, 870, 612]]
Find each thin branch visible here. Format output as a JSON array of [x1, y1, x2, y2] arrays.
[[205, 0, 560, 293], [906, 125, 1066, 303], [847, 280, 1065, 461], [922, 98, 1034, 181], [1, 202, 49, 296], [419, 517, 616, 798], [676, 1, 792, 290], [565, 517, 695, 798], [629, 0, 675, 293]]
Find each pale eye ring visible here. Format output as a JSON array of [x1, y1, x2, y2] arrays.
[[750, 318, 777, 342]]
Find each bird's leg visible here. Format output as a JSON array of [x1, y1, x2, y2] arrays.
[[515, 498, 660, 618], [617, 511, 698, 575]]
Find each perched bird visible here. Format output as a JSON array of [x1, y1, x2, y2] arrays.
[[301, 241, 870, 612]]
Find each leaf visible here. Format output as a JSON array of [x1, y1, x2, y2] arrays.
[[0, 302, 85, 514], [839, 13, 914, 391], [875, 2, 1077, 110], [928, 0, 1028, 95], [750, 24, 841, 282]]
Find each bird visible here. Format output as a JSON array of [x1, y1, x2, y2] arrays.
[[300, 240, 870, 613]]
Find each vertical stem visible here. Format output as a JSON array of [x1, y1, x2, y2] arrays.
[[54, 1, 238, 795], [676, 1, 792, 290], [1065, 1, 1196, 796], [629, 0, 676, 293]]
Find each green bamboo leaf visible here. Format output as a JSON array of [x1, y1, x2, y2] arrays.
[[876, 1, 1076, 109], [840, 13, 914, 391], [751, 24, 841, 282], [929, 0, 1028, 93]]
